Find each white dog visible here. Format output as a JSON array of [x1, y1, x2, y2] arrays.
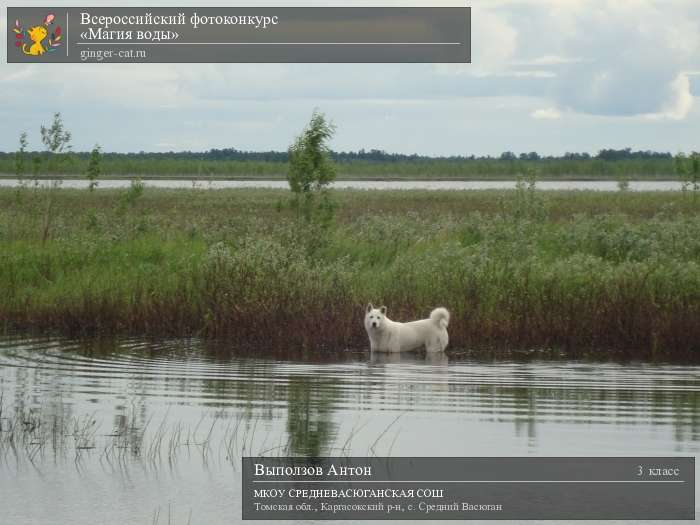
[[364, 304, 450, 353]]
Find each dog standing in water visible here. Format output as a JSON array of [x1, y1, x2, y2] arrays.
[[364, 304, 450, 353]]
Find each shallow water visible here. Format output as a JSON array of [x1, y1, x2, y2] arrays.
[[0, 336, 697, 524], [0, 178, 686, 191]]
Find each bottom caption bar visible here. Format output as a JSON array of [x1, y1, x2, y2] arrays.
[[242, 457, 694, 520]]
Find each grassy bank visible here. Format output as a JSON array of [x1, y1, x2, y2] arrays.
[[0, 156, 683, 180], [1, 186, 700, 360]]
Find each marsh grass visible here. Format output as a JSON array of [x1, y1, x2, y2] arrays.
[[0, 397, 403, 470], [1, 187, 700, 359], [0, 155, 682, 180]]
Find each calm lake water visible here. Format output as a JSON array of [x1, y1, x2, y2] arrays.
[[0, 178, 686, 191], [0, 337, 698, 524]]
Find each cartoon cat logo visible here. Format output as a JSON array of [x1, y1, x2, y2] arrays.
[[13, 14, 62, 56]]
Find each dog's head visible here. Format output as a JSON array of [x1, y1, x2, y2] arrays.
[[364, 303, 387, 331]]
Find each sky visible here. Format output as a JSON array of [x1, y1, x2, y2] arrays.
[[1, 0, 699, 156]]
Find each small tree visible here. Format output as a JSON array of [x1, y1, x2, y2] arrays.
[[14, 132, 29, 200], [287, 110, 337, 225], [39, 113, 71, 244], [41, 113, 72, 156], [15, 132, 28, 180], [41, 113, 72, 174], [86, 144, 101, 191]]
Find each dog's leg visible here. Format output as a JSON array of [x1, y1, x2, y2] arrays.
[[426, 334, 447, 352]]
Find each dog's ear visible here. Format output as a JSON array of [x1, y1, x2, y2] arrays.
[[366, 303, 374, 313], [380, 306, 387, 315]]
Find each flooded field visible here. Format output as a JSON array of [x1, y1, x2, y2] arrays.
[[0, 336, 698, 523]]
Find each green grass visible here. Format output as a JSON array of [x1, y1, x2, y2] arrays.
[[0, 156, 682, 180], [1, 186, 700, 360]]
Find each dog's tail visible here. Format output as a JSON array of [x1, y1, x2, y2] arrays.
[[430, 307, 450, 329]]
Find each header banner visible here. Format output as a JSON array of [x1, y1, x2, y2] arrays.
[[7, 7, 471, 63]]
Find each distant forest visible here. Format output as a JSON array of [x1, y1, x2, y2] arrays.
[[0, 147, 690, 179], [0, 146, 677, 163]]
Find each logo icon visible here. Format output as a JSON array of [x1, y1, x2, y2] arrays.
[[13, 14, 62, 56]]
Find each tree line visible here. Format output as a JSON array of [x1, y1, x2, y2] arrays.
[[0, 146, 681, 164]]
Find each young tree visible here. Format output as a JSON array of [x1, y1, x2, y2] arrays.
[[41, 112, 72, 155], [15, 131, 28, 179], [39, 113, 72, 244], [86, 144, 101, 191], [40, 112, 72, 173], [287, 110, 337, 224], [13, 132, 29, 202]]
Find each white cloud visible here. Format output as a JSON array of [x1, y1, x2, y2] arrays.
[[512, 54, 582, 67], [531, 107, 561, 119], [647, 73, 694, 120], [543, 0, 699, 118], [470, 9, 518, 76], [436, 8, 518, 77]]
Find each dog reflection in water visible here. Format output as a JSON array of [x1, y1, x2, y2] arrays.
[[369, 343, 451, 398], [370, 351, 449, 365]]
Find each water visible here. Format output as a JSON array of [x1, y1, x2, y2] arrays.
[[0, 336, 698, 524], [0, 178, 685, 191]]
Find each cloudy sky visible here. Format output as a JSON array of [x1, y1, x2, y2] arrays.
[[1, 0, 699, 156]]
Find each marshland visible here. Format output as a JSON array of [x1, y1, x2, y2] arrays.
[[2, 184, 700, 523], [2, 183, 700, 359], [2, 114, 699, 524]]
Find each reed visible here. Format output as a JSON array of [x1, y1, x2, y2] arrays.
[[0, 396, 402, 467]]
